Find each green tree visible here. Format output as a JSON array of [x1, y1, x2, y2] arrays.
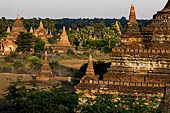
[[5, 78, 78, 113], [16, 32, 35, 53], [34, 38, 45, 53], [78, 93, 163, 113]]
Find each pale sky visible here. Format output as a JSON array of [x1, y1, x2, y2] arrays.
[[0, 0, 168, 19]]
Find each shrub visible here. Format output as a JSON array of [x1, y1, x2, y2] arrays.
[[13, 61, 23, 70], [49, 61, 59, 69]]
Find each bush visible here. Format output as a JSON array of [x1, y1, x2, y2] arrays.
[[26, 56, 43, 67], [13, 61, 23, 70], [49, 61, 59, 69], [102, 46, 112, 54]]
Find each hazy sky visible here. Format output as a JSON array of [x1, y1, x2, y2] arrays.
[[0, 0, 168, 19]]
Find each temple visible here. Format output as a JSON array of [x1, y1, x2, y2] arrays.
[[75, 2, 170, 109], [53, 26, 75, 53], [121, 5, 143, 49], [36, 51, 53, 81], [0, 13, 27, 55], [33, 21, 53, 47]]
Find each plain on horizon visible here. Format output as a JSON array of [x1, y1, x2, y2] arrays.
[[0, 0, 168, 19]]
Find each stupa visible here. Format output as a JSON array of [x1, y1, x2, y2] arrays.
[[53, 26, 75, 53], [36, 51, 53, 81], [33, 21, 53, 47], [0, 13, 27, 55], [121, 5, 143, 48]]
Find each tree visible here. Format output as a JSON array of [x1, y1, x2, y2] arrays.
[[16, 32, 35, 53], [34, 38, 45, 53], [4, 78, 78, 113], [78, 92, 163, 113]]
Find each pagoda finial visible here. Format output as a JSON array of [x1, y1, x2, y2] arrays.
[[85, 55, 95, 76], [16, 13, 20, 20], [129, 5, 136, 23], [62, 26, 66, 35], [7, 26, 10, 33], [115, 21, 121, 35], [30, 26, 33, 33], [80, 55, 98, 82], [39, 21, 44, 29]]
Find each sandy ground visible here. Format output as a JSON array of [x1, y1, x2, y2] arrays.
[[0, 73, 32, 98]]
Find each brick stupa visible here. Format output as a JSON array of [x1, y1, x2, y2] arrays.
[[79, 55, 98, 83], [53, 26, 75, 53], [0, 13, 27, 55], [36, 51, 53, 81], [121, 5, 143, 48], [33, 21, 52, 47]]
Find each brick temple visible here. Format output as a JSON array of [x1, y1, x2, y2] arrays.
[[53, 26, 75, 53], [35, 51, 54, 81], [33, 21, 53, 47], [75, 0, 170, 110], [0, 13, 27, 55]]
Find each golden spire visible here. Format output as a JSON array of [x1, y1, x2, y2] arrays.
[[62, 26, 67, 35], [16, 13, 20, 20], [39, 21, 44, 29], [80, 55, 98, 82], [30, 26, 33, 33], [85, 55, 95, 76], [129, 5, 136, 23], [115, 21, 121, 35], [7, 26, 10, 33]]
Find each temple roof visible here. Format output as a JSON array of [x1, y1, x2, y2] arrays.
[[11, 13, 26, 33]]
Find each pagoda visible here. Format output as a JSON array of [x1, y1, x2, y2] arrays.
[[75, 55, 99, 94], [121, 5, 143, 49], [142, 0, 170, 49], [53, 26, 75, 53], [33, 21, 53, 47], [36, 51, 53, 81], [75, 3, 170, 109], [0, 13, 27, 55]]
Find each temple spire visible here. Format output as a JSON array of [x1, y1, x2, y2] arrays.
[[62, 26, 66, 35], [129, 5, 136, 23], [85, 55, 95, 76], [16, 13, 20, 20], [39, 21, 44, 29], [115, 21, 121, 35], [40, 51, 52, 76], [80, 55, 98, 82], [30, 26, 33, 33], [7, 26, 10, 33]]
